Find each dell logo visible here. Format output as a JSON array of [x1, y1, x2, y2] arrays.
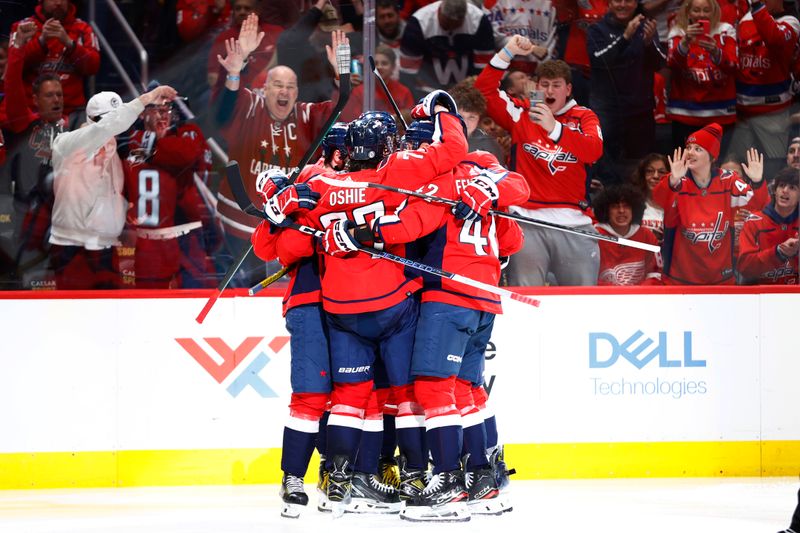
[[589, 331, 707, 369]]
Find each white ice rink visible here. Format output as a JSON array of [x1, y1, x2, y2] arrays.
[[0, 477, 797, 533]]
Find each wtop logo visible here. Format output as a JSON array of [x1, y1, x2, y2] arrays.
[[588, 331, 708, 399], [176, 336, 290, 398]]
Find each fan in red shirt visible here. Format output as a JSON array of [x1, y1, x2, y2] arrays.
[[212, 18, 341, 286], [655, 123, 769, 284], [738, 167, 799, 284], [475, 39, 603, 286], [593, 183, 662, 285], [9, 0, 100, 117]]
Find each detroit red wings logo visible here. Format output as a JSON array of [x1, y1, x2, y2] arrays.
[[599, 260, 647, 285], [681, 211, 729, 253]]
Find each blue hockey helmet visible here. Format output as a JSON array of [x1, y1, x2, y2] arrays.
[[322, 122, 349, 158], [402, 120, 435, 150], [357, 110, 398, 137], [346, 113, 397, 161]]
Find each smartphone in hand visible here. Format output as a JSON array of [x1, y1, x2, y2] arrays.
[[698, 19, 710, 36]]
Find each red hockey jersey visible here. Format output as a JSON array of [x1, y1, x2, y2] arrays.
[[252, 158, 331, 315], [595, 224, 662, 285], [376, 155, 528, 313], [561, 0, 608, 70], [277, 112, 469, 314], [737, 204, 799, 284], [654, 168, 769, 284], [735, 7, 800, 115], [666, 23, 738, 126], [123, 128, 207, 287], [475, 56, 602, 212], [217, 91, 335, 239]]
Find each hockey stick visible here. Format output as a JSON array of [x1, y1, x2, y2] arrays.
[[248, 264, 291, 296], [195, 243, 254, 323], [368, 55, 409, 130], [195, 42, 353, 323], [283, 221, 540, 308], [315, 175, 661, 253]]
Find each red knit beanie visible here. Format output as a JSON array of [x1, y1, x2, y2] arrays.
[[686, 123, 723, 160]]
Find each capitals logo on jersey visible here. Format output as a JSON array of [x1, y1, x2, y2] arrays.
[[681, 211, 729, 253], [521, 142, 578, 175]]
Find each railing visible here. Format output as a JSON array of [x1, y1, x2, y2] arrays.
[[89, 0, 149, 92]]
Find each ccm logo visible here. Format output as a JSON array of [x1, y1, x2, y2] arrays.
[[446, 354, 463, 363], [338, 366, 371, 373]]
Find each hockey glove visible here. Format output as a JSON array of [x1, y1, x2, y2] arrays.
[[321, 219, 361, 257], [263, 183, 320, 227], [255, 168, 289, 203], [411, 89, 458, 119], [452, 172, 500, 221]]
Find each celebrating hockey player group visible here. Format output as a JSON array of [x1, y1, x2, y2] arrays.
[[220, 18, 531, 522]]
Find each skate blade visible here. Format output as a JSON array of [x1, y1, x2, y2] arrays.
[[468, 494, 510, 516], [400, 501, 470, 523], [280, 502, 305, 519], [331, 501, 347, 518], [345, 498, 402, 514], [317, 489, 332, 513]]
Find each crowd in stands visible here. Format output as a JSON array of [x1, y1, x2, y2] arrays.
[[0, 0, 798, 290]]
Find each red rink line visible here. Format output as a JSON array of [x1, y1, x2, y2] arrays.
[[0, 285, 797, 300]]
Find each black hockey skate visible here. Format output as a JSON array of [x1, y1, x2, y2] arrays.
[[489, 445, 516, 492], [326, 455, 353, 517], [279, 473, 308, 518], [465, 466, 509, 515], [346, 471, 402, 514], [399, 470, 470, 522], [397, 454, 427, 501], [488, 445, 515, 513]]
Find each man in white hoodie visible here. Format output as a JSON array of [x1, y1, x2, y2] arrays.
[[48, 84, 177, 289]]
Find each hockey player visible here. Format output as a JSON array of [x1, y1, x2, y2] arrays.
[[737, 167, 799, 284], [249, 124, 349, 518], [340, 119, 528, 521], [654, 124, 770, 284], [475, 37, 604, 286], [270, 95, 469, 513]]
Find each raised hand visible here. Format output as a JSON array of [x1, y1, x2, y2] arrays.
[[326, 30, 350, 72], [140, 85, 178, 107], [217, 37, 245, 74], [668, 146, 688, 185], [12, 21, 37, 48], [238, 12, 264, 57], [742, 147, 764, 183], [505, 35, 534, 57]]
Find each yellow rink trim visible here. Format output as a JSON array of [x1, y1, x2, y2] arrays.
[[1, 441, 798, 490]]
